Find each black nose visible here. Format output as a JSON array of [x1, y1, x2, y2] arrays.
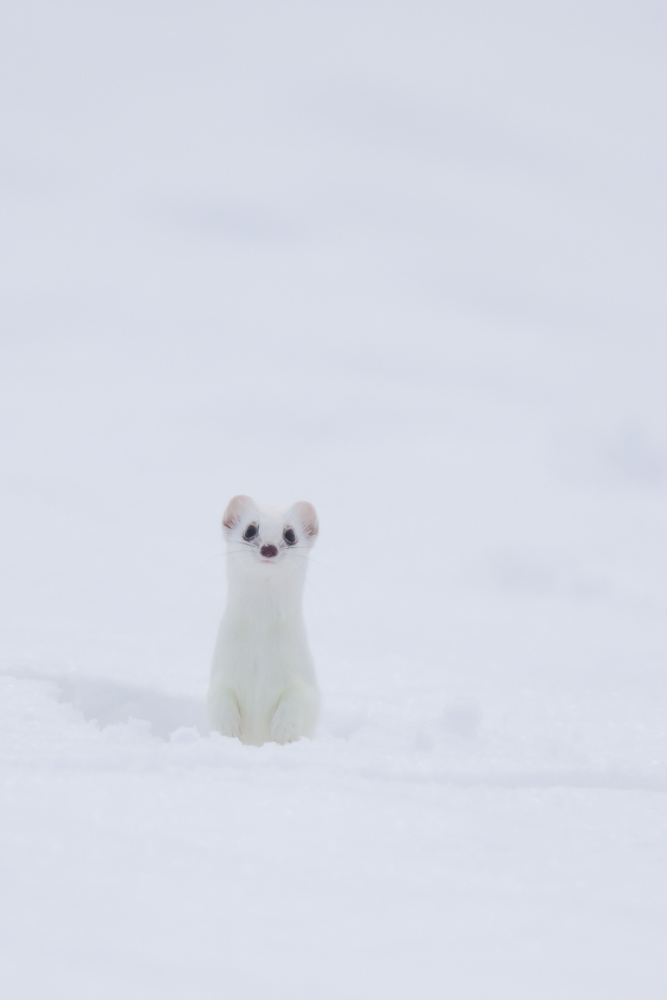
[[260, 544, 278, 558]]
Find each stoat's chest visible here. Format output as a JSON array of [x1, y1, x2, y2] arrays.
[[219, 600, 308, 676]]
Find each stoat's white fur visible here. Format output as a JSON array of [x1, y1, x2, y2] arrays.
[[207, 495, 320, 746]]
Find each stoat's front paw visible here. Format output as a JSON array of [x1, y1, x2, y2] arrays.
[[207, 687, 242, 739], [269, 697, 306, 745]]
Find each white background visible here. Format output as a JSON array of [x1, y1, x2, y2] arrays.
[[1, 2, 666, 997]]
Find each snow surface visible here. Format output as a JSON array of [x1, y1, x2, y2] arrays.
[[1, 2, 666, 997]]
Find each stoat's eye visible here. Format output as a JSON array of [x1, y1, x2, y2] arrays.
[[243, 523, 258, 540], [283, 527, 296, 546]]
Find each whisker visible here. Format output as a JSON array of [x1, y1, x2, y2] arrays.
[[209, 542, 335, 573]]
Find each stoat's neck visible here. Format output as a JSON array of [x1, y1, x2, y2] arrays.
[[225, 557, 306, 622]]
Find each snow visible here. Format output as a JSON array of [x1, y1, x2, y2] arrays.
[[1, 2, 666, 997]]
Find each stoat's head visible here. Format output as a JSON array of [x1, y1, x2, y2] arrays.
[[222, 494, 318, 568]]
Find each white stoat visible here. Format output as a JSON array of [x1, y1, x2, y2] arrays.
[[207, 494, 320, 746]]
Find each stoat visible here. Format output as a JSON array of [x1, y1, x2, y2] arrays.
[[207, 494, 320, 746]]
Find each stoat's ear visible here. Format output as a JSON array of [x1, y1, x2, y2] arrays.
[[290, 501, 318, 542], [222, 494, 255, 533]]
